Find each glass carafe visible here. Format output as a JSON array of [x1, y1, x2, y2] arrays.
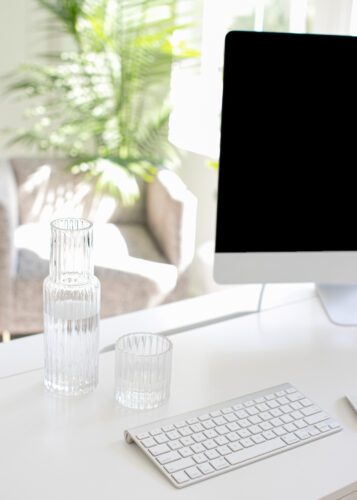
[[43, 218, 100, 396]]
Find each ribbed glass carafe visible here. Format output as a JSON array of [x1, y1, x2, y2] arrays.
[[43, 218, 100, 396]]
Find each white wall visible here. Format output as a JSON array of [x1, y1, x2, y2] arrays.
[[0, 1, 45, 156]]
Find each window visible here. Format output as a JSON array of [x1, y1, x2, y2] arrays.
[[169, 0, 355, 159]]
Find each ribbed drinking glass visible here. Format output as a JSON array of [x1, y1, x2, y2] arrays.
[[43, 218, 100, 397], [115, 332, 173, 410]]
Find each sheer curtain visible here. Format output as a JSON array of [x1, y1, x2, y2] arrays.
[[169, 0, 355, 159]]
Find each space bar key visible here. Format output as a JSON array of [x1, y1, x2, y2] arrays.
[[226, 438, 286, 465]]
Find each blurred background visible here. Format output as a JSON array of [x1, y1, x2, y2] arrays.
[[1, 0, 356, 339]]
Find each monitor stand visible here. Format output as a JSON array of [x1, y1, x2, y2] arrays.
[[316, 284, 357, 326]]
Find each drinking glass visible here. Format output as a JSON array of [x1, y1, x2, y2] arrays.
[[115, 332, 173, 410]]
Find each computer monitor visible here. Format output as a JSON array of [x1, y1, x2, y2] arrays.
[[214, 31, 357, 326]]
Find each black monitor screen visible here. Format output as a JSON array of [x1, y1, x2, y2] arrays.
[[216, 31, 357, 253]]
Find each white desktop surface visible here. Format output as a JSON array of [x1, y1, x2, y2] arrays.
[[0, 285, 356, 500]]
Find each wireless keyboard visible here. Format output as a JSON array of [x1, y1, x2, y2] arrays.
[[124, 383, 342, 488]]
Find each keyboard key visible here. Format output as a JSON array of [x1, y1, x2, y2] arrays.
[[190, 423, 204, 433], [290, 401, 303, 410], [260, 422, 273, 431], [227, 437, 286, 465], [168, 440, 182, 451], [228, 441, 243, 452], [179, 447, 194, 458], [305, 412, 329, 425], [236, 410, 249, 419], [203, 420, 215, 430], [291, 410, 304, 420], [179, 427, 192, 437], [211, 457, 229, 470], [265, 393, 275, 400], [240, 438, 254, 447], [180, 437, 194, 447], [286, 387, 296, 394], [227, 422, 239, 431], [199, 414, 211, 421], [198, 462, 214, 475], [301, 398, 313, 407], [257, 403, 269, 412], [252, 434, 265, 444], [301, 405, 320, 416], [215, 435, 229, 445], [167, 430, 181, 440], [137, 432, 150, 440], [192, 432, 206, 442], [210, 410, 222, 418], [233, 403, 244, 411], [244, 400, 255, 407], [203, 439, 216, 450], [205, 449, 220, 460], [216, 445, 231, 456], [213, 416, 227, 426], [141, 437, 156, 448], [185, 466, 202, 479], [277, 397, 289, 405], [254, 397, 265, 404], [281, 414, 293, 424], [165, 457, 196, 474], [295, 419, 308, 429], [155, 434, 169, 444], [249, 425, 262, 435], [247, 407, 259, 417], [186, 418, 199, 425], [282, 433, 299, 445], [273, 426, 286, 437], [276, 390, 286, 397], [296, 429, 310, 439], [191, 443, 205, 453], [216, 425, 229, 435], [162, 424, 175, 432], [226, 432, 239, 442], [149, 444, 170, 456], [204, 429, 218, 439], [172, 471, 190, 484], [248, 415, 262, 425], [157, 451, 181, 465], [150, 428, 162, 436], [193, 453, 207, 464], [175, 421, 187, 428], [222, 407, 233, 414], [262, 431, 275, 440], [225, 413, 238, 422], [284, 423, 297, 433], [287, 392, 303, 402]]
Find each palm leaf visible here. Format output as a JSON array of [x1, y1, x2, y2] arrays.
[[4, 0, 198, 203]]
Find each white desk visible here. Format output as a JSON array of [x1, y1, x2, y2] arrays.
[[0, 285, 356, 500]]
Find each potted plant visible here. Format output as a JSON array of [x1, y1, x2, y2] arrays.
[[5, 0, 198, 204]]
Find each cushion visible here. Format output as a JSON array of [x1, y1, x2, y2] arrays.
[[12, 222, 177, 333], [10, 158, 146, 225]]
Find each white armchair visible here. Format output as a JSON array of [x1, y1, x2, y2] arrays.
[[0, 158, 197, 334]]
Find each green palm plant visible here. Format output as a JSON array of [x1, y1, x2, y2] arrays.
[[6, 0, 198, 203]]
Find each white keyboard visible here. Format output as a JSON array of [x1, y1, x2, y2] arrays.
[[124, 383, 342, 488]]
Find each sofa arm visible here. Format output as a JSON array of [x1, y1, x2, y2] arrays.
[[0, 159, 19, 330], [146, 169, 197, 272]]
